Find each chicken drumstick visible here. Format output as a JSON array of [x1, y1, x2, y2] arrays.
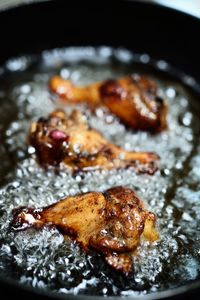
[[49, 74, 167, 132], [29, 109, 159, 174], [11, 186, 159, 275]]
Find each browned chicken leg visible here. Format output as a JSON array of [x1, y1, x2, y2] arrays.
[[49, 74, 167, 132], [11, 186, 159, 275], [29, 109, 159, 174]]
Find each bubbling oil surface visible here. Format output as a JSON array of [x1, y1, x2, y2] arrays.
[[0, 47, 200, 297]]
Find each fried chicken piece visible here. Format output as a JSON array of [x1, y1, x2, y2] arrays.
[[49, 74, 167, 132], [29, 110, 159, 174], [11, 186, 159, 275]]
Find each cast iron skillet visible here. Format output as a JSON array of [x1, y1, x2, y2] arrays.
[[0, 0, 200, 299]]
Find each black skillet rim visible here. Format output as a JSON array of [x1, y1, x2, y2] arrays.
[[0, 0, 200, 299]]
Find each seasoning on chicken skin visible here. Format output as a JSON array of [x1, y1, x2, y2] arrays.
[[11, 186, 159, 275]]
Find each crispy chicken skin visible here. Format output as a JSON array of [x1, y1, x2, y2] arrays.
[[11, 186, 159, 275], [49, 74, 167, 132], [29, 109, 159, 174]]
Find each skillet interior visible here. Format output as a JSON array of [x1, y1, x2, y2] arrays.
[[0, 1, 200, 299]]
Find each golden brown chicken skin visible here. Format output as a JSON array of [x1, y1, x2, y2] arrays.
[[11, 186, 159, 275], [29, 110, 159, 174], [49, 74, 167, 132]]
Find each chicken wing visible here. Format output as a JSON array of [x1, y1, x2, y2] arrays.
[[11, 186, 159, 275], [29, 109, 159, 174], [49, 74, 167, 132]]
